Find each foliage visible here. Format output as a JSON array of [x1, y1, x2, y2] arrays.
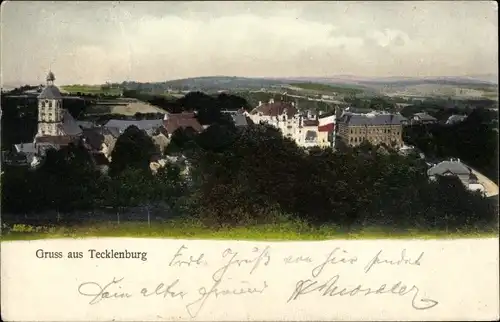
[[109, 125, 158, 176], [1, 92, 497, 233], [403, 107, 499, 183]]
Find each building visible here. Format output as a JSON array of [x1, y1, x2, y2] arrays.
[[446, 114, 468, 125], [412, 112, 437, 124], [249, 98, 324, 148], [163, 112, 204, 136], [14, 71, 83, 164], [103, 119, 164, 135], [336, 112, 407, 148], [427, 159, 482, 191]]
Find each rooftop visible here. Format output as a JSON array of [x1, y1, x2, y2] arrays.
[[427, 160, 471, 176], [164, 113, 204, 134], [339, 113, 407, 126], [38, 85, 63, 99], [103, 119, 164, 133], [414, 112, 437, 121], [250, 101, 298, 117]]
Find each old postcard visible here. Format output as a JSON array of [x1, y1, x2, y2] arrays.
[[1, 1, 499, 321]]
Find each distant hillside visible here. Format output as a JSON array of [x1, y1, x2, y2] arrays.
[[276, 75, 498, 87], [287, 82, 365, 94], [160, 76, 290, 91]]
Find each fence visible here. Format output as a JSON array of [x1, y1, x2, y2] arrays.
[[1, 203, 183, 228]]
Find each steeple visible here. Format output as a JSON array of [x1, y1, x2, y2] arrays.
[[46, 71, 55, 86]]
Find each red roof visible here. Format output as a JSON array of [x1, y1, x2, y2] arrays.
[[251, 102, 297, 117], [318, 123, 335, 132], [164, 113, 203, 134]]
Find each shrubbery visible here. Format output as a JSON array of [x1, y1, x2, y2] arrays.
[[1, 120, 497, 232]]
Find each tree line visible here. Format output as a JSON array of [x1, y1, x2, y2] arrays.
[[403, 107, 499, 183], [1, 115, 497, 231]]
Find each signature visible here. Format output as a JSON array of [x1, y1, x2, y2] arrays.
[[287, 274, 438, 310]]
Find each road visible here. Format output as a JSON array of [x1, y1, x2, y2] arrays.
[[468, 166, 499, 197]]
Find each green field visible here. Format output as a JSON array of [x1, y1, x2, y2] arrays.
[[61, 85, 123, 96], [1, 221, 497, 241], [292, 82, 365, 94]]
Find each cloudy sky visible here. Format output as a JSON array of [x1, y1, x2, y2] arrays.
[[1, 1, 498, 85]]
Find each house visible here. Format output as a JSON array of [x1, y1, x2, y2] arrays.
[[298, 119, 320, 148], [163, 112, 204, 136], [99, 127, 119, 161], [81, 128, 105, 153], [412, 112, 437, 124], [336, 112, 407, 148], [76, 121, 95, 129], [103, 119, 164, 134], [151, 128, 171, 154], [427, 159, 475, 187], [232, 111, 250, 127], [446, 114, 468, 125]]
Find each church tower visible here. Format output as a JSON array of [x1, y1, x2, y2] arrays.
[[36, 71, 64, 137]]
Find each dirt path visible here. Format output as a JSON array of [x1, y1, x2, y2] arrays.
[[468, 166, 499, 197]]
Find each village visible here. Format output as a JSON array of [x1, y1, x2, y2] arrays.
[[4, 71, 497, 199]]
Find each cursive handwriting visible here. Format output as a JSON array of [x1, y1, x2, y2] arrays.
[[140, 279, 187, 299], [287, 274, 438, 310], [364, 249, 424, 274], [284, 255, 313, 264], [169, 245, 206, 267], [78, 277, 132, 305], [185, 246, 271, 318], [311, 247, 358, 278]]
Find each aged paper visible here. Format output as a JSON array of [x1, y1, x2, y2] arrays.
[[1, 238, 499, 321], [1, 1, 499, 321]]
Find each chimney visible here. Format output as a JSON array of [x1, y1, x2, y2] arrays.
[[269, 98, 274, 104], [258, 101, 262, 107]]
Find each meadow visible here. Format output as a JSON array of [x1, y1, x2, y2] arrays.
[[61, 85, 123, 96], [1, 220, 497, 241]]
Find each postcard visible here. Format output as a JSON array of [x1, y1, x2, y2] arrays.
[[1, 1, 499, 321]]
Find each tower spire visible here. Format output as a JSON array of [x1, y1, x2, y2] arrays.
[[46, 70, 55, 86]]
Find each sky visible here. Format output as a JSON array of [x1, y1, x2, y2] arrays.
[[1, 1, 498, 85]]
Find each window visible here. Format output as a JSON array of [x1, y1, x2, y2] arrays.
[[49, 101, 53, 108]]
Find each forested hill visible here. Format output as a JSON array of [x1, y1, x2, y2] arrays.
[[122, 77, 291, 92]]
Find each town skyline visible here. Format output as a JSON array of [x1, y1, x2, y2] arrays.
[[1, 1, 498, 85]]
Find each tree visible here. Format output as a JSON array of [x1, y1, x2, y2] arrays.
[[109, 125, 157, 176]]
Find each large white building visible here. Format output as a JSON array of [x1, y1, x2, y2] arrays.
[[248, 98, 336, 148]]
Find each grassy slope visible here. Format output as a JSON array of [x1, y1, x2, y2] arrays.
[[292, 82, 365, 94], [61, 85, 122, 96], [1, 222, 497, 241]]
